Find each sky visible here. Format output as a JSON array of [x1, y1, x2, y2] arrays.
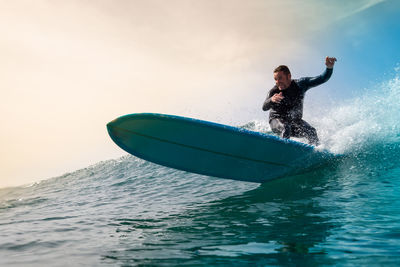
[[1, 0, 399, 188]]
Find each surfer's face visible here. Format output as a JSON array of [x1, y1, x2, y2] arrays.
[[274, 71, 291, 90]]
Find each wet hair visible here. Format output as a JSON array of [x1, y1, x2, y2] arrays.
[[273, 65, 291, 75]]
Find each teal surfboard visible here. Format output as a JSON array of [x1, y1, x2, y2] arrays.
[[107, 113, 337, 183]]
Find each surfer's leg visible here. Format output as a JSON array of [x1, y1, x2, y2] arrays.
[[292, 120, 319, 145], [269, 118, 291, 139]]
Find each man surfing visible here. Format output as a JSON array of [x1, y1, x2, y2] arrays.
[[262, 57, 337, 145]]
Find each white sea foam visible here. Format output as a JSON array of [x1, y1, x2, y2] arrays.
[[317, 73, 400, 154]]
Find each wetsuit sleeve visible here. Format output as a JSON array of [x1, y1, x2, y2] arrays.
[[297, 68, 333, 92], [262, 89, 275, 111]]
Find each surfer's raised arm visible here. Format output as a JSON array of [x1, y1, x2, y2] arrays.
[[297, 57, 337, 91]]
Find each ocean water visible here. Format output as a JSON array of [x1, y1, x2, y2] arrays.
[[1, 76, 400, 266]]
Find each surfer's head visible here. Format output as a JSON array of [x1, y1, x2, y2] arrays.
[[273, 65, 291, 90]]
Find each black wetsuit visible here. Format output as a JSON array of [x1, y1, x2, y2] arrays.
[[262, 68, 333, 145]]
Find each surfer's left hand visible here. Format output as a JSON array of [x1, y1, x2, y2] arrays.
[[325, 57, 337, 69]]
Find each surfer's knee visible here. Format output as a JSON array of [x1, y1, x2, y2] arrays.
[[270, 119, 290, 139]]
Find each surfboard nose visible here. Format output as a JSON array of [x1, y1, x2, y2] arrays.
[[107, 116, 126, 133], [106, 118, 121, 141], [107, 120, 116, 130]]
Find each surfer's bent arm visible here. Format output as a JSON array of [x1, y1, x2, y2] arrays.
[[262, 90, 276, 111], [298, 68, 333, 92]]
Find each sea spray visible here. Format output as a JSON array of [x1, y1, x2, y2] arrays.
[[317, 73, 400, 154]]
